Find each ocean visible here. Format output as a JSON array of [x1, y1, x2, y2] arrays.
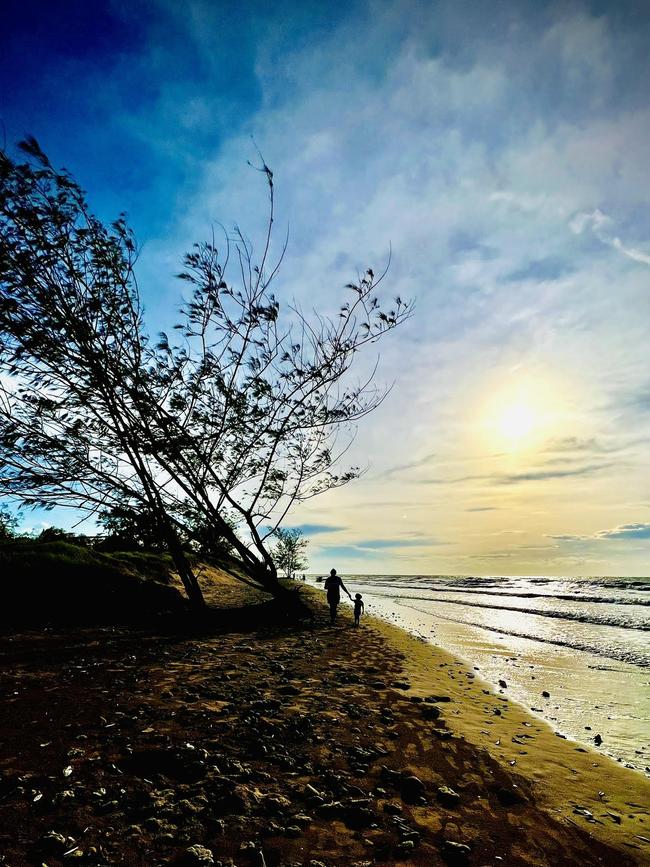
[[309, 573, 650, 774]]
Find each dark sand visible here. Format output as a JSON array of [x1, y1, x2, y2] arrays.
[[1, 567, 648, 866]]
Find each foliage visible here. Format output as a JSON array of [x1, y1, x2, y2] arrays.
[[38, 526, 73, 543], [272, 527, 308, 579], [0, 138, 412, 605], [179, 502, 235, 561], [97, 504, 167, 551], [0, 505, 18, 539]]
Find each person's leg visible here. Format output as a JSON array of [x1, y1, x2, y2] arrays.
[[330, 601, 336, 623]]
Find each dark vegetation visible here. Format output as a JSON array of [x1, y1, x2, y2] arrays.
[[0, 513, 313, 628], [0, 537, 186, 625]]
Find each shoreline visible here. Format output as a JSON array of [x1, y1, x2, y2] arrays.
[[317, 575, 650, 772], [363, 608, 650, 858], [1, 569, 648, 865]]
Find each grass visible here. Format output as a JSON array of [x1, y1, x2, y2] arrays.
[[0, 539, 184, 624]]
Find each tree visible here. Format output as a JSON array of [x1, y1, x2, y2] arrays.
[[37, 526, 72, 543], [97, 503, 167, 552], [97, 501, 235, 560], [273, 527, 308, 580], [0, 505, 19, 540], [0, 138, 412, 607]]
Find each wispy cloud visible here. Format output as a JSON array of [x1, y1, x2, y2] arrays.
[[549, 522, 650, 542], [354, 538, 438, 549], [289, 523, 345, 535], [570, 208, 650, 266], [377, 451, 437, 479], [544, 436, 621, 454], [493, 462, 615, 485], [419, 462, 615, 487]]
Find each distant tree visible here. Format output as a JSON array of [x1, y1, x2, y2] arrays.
[[97, 500, 236, 559], [273, 527, 308, 580], [0, 138, 412, 608], [0, 505, 19, 540], [37, 526, 72, 543], [97, 504, 166, 551]]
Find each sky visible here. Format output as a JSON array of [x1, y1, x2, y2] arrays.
[[2, 0, 649, 576]]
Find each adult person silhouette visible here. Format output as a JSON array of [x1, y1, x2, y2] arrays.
[[324, 568, 352, 624]]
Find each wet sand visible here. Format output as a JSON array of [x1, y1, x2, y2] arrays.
[[0, 569, 648, 866], [335, 581, 650, 770]]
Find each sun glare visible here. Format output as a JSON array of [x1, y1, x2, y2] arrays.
[[478, 376, 568, 452], [499, 402, 536, 442]]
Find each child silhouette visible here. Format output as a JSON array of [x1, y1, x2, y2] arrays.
[[353, 593, 364, 627]]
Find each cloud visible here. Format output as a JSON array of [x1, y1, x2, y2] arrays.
[[354, 538, 436, 549], [323, 545, 380, 561], [549, 522, 650, 542], [419, 462, 614, 487], [289, 523, 345, 535], [493, 462, 615, 485], [570, 208, 650, 266], [377, 451, 437, 479], [544, 436, 613, 453], [596, 522, 650, 540]]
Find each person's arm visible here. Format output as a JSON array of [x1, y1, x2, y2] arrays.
[[361, 601, 365, 613], [339, 578, 352, 598]]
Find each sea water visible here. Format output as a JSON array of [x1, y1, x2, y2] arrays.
[[309, 574, 650, 773]]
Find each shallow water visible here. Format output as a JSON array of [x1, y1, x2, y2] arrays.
[[309, 573, 650, 773]]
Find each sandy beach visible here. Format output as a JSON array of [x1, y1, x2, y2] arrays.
[[334, 574, 649, 772], [1, 569, 648, 866]]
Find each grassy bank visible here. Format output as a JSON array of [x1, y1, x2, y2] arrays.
[[0, 539, 185, 624]]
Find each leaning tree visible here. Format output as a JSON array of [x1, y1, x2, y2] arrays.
[[0, 138, 412, 607]]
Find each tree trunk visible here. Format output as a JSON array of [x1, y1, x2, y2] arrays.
[[161, 519, 205, 608]]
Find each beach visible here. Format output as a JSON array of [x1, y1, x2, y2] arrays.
[[314, 574, 650, 772], [1, 568, 648, 866]]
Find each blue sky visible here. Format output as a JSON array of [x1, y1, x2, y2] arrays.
[[2, 0, 649, 575]]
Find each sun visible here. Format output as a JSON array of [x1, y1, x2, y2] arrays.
[[499, 402, 536, 442], [479, 379, 557, 451], [475, 372, 573, 454]]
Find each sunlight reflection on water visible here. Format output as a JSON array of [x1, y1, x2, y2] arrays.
[[309, 574, 650, 772]]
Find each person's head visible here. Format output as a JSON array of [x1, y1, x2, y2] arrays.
[[355, 593, 362, 600], [330, 568, 337, 576]]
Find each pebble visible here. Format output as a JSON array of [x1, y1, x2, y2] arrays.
[[38, 831, 68, 855], [437, 786, 461, 807], [400, 774, 426, 802], [441, 840, 471, 862], [184, 844, 215, 865], [422, 705, 441, 720]]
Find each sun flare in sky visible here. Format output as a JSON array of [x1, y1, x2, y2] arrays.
[[498, 401, 536, 444], [480, 376, 568, 453]]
